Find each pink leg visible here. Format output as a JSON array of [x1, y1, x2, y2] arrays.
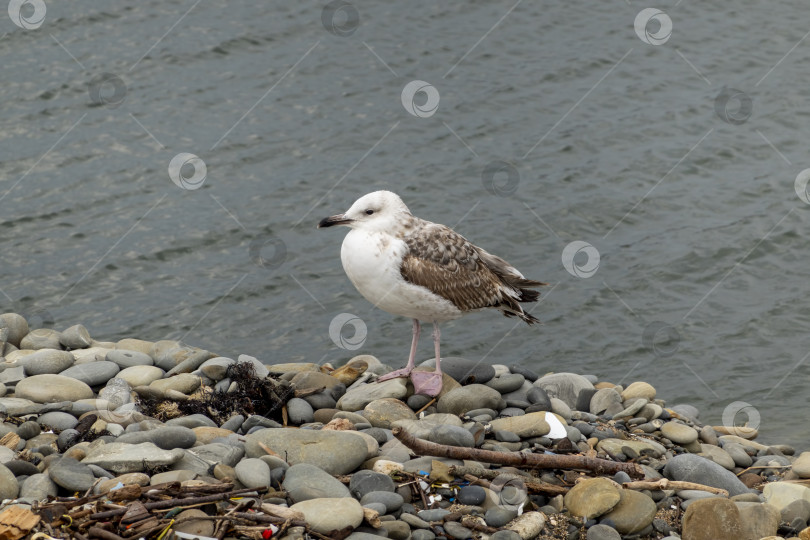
[[378, 319, 420, 381], [410, 321, 443, 397]]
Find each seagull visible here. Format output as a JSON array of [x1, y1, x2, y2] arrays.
[[318, 190, 545, 397]]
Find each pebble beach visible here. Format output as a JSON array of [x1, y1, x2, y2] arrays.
[[0, 312, 808, 540]]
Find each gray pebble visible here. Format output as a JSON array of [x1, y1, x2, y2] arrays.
[[360, 427, 389, 446], [400, 512, 430, 529], [490, 532, 521, 540], [418, 508, 450, 522], [5, 460, 39, 476], [457, 485, 486, 505], [443, 521, 473, 539], [350, 470, 396, 498], [16, 420, 41, 440], [165, 414, 217, 428], [59, 324, 93, 349], [781, 499, 810, 524], [526, 386, 551, 409], [234, 458, 271, 489], [508, 364, 538, 381], [360, 490, 404, 513], [220, 414, 244, 432], [586, 524, 621, 540], [485, 506, 518, 527], [303, 391, 337, 409], [486, 373, 525, 394], [361, 502, 387, 515], [107, 349, 154, 368], [427, 425, 474, 448], [286, 398, 314, 425], [38, 411, 78, 432], [22, 349, 74, 375], [282, 463, 350, 502], [49, 457, 95, 492], [494, 430, 521, 443], [117, 426, 197, 449], [411, 531, 436, 540], [59, 361, 120, 386], [57, 429, 80, 452], [407, 394, 433, 410]]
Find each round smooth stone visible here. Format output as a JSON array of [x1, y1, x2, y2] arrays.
[[59, 324, 93, 349], [57, 429, 81, 452], [107, 349, 154, 368], [174, 509, 215, 538], [38, 411, 79, 432], [21, 349, 74, 376], [486, 373, 526, 394], [362, 502, 387, 515], [48, 457, 96, 492], [16, 421, 41, 440], [443, 521, 474, 539], [359, 490, 404, 513], [4, 460, 39, 476], [490, 531, 522, 540], [117, 426, 197, 449], [286, 398, 314, 425], [660, 421, 699, 445], [116, 365, 164, 387], [350, 470, 396, 498], [457, 485, 486, 505], [485, 506, 518, 528], [234, 458, 271, 489], [418, 509, 451, 522], [289, 497, 364, 534], [587, 524, 621, 540], [15, 374, 93, 403], [19, 473, 56, 500], [59, 361, 120, 387], [0, 313, 28, 347], [427, 425, 474, 448], [564, 477, 621, 519], [20, 329, 63, 350]]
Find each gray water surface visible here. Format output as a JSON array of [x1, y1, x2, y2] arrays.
[[2, 1, 810, 448]]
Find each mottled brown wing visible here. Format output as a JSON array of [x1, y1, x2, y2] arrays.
[[399, 223, 513, 312]]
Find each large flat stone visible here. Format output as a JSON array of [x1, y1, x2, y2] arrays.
[[245, 428, 369, 475]]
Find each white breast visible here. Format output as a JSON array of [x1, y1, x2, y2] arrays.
[[340, 229, 463, 322]]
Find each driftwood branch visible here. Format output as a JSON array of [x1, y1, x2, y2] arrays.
[[463, 473, 569, 496], [392, 427, 644, 479], [88, 486, 267, 520], [622, 479, 729, 496]]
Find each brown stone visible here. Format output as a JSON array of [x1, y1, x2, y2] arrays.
[[682, 498, 742, 540]]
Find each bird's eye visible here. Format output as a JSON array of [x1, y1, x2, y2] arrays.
[[365, 209, 374, 215]]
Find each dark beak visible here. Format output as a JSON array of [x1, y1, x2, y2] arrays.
[[318, 214, 353, 228]]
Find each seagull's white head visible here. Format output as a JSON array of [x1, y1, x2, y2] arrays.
[[318, 190, 412, 232]]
